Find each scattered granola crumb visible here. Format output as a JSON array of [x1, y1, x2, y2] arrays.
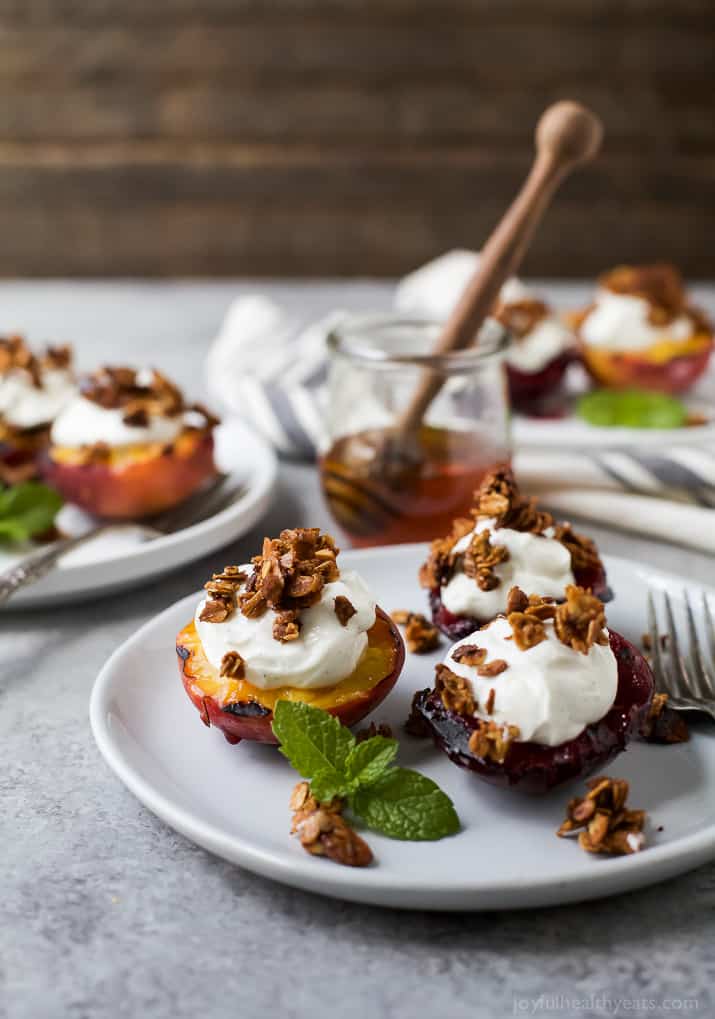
[[391, 610, 440, 654], [355, 721, 394, 743], [334, 595, 357, 627], [557, 775, 647, 855], [477, 659, 507, 678], [484, 688, 496, 714], [289, 782, 372, 867], [642, 692, 690, 744]]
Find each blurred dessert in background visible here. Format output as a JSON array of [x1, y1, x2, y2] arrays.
[[0, 335, 76, 483], [494, 287, 576, 411], [573, 263, 713, 393], [43, 366, 218, 518]]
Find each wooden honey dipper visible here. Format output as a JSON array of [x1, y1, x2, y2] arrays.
[[323, 101, 603, 539]]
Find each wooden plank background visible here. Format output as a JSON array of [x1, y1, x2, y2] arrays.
[[0, 0, 713, 276]]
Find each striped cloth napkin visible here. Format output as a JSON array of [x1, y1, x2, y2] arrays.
[[205, 254, 715, 552]]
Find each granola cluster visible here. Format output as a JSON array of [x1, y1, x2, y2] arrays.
[[199, 529, 351, 645], [79, 365, 218, 431], [504, 584, 608, 655], [0, 334, 72, 388], [289, 781, 372, 867], [419, 469, 603, 593], [557, 776, 646, 855], [553, 584, 609, 654], [600, 263, 689, 328], [391, 610, 441, 654], [495, 298, 550, 340], [468, 720, 521, 764]]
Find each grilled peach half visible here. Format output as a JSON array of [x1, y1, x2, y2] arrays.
[[580, 338, 713, 394], [42, 429, 216, 519], [176, 607, 405, 744]]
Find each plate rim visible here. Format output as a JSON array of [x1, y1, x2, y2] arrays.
[[89, 548, 715, 910]]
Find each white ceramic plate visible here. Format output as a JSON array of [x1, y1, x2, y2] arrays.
[[90, 547, 715, 911], [1, 418, 277, 608]]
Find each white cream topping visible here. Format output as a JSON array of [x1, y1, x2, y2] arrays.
[[505, 315, 574, 372], [0, 368, 76, 429], [581, 289, 696, 351], [51, 396, 187, 448], [440, 520, 575, 620], [446, 615, 617, 746], [195, 568, 377, 690]]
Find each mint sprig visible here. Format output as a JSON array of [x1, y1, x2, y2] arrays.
[[0, 482, 63, 543], [272, 701, 459, 842], [576, 388, 686, 429]]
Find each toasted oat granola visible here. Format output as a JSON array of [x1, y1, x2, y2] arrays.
[[78, 365, 218, 430], [468, 720, 520, 763], [334, 595, 357, 627], [391, 610, 440, 654], [495, 298, 550, 340], [434, 664, 476, 715], [0, 334, 73, 388], [554, 585, 609, 654], [419, 469, 605, 592], [220, 650, 245, 679], [201, 529, 342, 648], [557, 775, 646, 855], [504, 587, 557, 650], [643, 692, 690, 745], [600, 264, 685, 327], [462, 530, 510, 592], [289, 781, 372, 867]]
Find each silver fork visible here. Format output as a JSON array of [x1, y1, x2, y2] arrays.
[[0, 473, 241, 604], [647, 589, 715, 721]]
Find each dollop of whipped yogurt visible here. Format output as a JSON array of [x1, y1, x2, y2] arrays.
[[440, 521, 575, 620], [500, 283, 575, 373], [0, 368, 76, 429], [51, 397, 186, 448], [505, 315, 574, 373], [581, 289, 696, 352], [195, 568, 376, 690], [446, 615, 617, 746]]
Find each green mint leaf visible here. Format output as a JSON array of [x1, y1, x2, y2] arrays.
[[272, 701, 355, 796], [0, 482, 63, 543], [345, 736, 398, 788], [309, 769, 349, 804], [350, 767, 460, 841], [577, 388, 686, 430]]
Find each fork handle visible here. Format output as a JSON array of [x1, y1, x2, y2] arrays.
[[0, 529, 104, 604]]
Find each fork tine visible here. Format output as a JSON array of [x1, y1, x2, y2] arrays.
[[151, 474, 230, 533], [647, 591, 668, 695], [663, 591, 696, 698], [683, 590, 711, 698], [701, 592, 715, 699]]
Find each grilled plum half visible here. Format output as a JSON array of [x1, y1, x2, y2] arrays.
[[412, 630, 653, 794]]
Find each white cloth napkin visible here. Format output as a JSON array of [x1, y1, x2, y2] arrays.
[[205, 252, 715, 553]]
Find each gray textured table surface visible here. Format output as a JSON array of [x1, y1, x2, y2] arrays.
[[3, 281, 715, 1019]]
